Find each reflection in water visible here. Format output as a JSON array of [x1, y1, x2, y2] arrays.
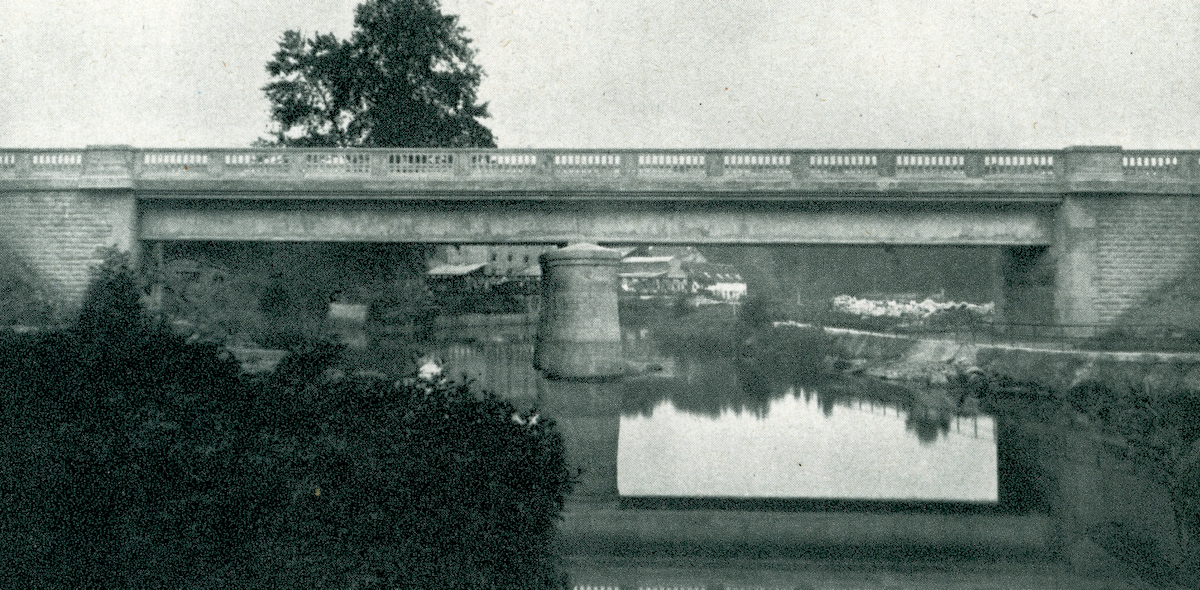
[[618, 390, 998, 502], [620, 356, 777, 419], [395, 317, 998, 503], [538, 378, 623, 498], [440, 338, 539, 405], [620, 353, 967, 446]]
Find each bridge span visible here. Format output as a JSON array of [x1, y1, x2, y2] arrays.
[[2, 144, 1199, 348]]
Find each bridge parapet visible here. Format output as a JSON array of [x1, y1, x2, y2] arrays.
[[2, 145, 1199, 195]]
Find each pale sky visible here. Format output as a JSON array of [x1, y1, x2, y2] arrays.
[[2, 0, 1198, 149]]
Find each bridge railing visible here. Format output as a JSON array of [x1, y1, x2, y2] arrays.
[[1122, 150, 1199, 180], [3, 146, 1200, 187], [0, 149, 85, 179]]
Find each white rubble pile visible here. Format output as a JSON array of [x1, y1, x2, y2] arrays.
[[831, 295, 994, 321]]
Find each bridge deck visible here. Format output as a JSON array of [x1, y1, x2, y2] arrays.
[[2, 146, 1199, 197]]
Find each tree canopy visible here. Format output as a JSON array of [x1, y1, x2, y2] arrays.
[[261, 0, 496, 148]]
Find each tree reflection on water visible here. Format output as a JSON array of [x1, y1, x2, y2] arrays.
[[619, 353, 969, 445]]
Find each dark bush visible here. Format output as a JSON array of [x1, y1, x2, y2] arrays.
[[0, 255, 251, 588], [242, 367, 574, 589], [437, 285, 528, 315], [0, 246, 55, 326], [650, 304, 742, 356], [0, 250, 574, 589], [739, 323, 832, 377]]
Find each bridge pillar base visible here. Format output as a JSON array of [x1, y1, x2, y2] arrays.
[[537, 379, 622, 499], [534, 243, 623, 380]]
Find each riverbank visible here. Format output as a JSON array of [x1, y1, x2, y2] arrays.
[[224, 320, 1193, 586], [807, 325, 1199, 587], [819, 324, 1200, 392]]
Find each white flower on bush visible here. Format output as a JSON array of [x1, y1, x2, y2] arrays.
[[417, 360, 442, 381]]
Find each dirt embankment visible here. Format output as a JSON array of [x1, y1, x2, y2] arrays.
[[827, 327, 1200, 392]]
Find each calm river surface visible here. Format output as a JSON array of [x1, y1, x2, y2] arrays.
[[395, 312, 998, 504]]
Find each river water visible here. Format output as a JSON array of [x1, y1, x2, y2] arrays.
[[379, 312, 999, 505]]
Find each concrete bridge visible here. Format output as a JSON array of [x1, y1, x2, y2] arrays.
[[3, 144, 1199, 373]]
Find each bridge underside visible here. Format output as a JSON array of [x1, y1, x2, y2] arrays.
[[138, 198, 1054, 245]]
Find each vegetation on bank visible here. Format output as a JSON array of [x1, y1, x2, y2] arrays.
[[642, 295, 831, 364], [959, 369, 1200, 587], [0, 244, 58, 327], [0, 252, 574, 589], [156, 256, 531, 350]]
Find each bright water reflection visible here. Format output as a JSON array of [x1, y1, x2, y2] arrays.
[[617, 389, 997, 502], [416, 317, 999, 503]]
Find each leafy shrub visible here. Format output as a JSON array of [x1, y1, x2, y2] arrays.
[[0, 265, 251, 588], [437, 285, 528, 315], [739, 323, 832, 380], [242, 365, 573, 589], [0, 243, 56, 326], [0, 250, 574, 589], [157, 259, 277, 347], [988, 375, 1200, 584]]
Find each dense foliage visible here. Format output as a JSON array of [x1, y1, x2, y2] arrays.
[[0, 253, 572, 588], [153, 243, 434, 349], [1061, 379, 1200, 579], [261, 0, 495, 148], [0, 243, 56, 326], [973, 372, 1200, 586]]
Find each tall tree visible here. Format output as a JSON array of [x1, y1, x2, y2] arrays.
[[262, 0, 495, 148]]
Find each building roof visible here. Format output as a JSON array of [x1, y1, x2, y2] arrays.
[[686, 262, 745, 283], [619, 271, 670, 279], [621, 255, 675, 264], [427, 263, 488, 276], [622, 246, 708, 263]]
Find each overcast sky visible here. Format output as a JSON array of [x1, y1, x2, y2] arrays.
[[2, 1, 1198, 149]]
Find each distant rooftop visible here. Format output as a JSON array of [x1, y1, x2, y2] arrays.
[[427, 263, 487, 276], [622, 256, 676, 264]]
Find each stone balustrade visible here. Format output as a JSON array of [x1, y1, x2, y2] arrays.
[[1, 145, 1197, 194]]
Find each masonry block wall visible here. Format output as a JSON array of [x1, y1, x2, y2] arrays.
[[1094, 195, 1200, 324], [1055, 194, 1200, 327], [0, 190, 137, 313]]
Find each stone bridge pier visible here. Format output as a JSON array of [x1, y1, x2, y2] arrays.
[[534, 243, 624, 380]]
